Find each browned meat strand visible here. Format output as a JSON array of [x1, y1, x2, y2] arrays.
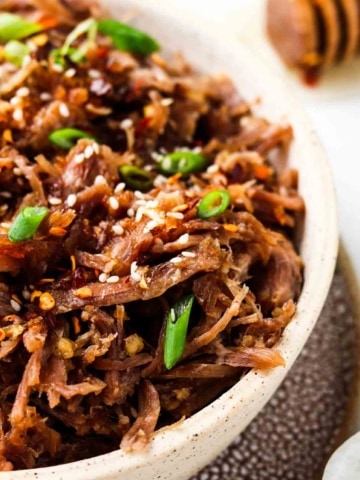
[[0, 0, 304, 470]]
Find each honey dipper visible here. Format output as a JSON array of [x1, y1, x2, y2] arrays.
[[266, 0, 360, 82]]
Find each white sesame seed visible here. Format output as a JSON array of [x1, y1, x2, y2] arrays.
[[13, 167, 22, 176], [134, 190, 145, 199], [22, 289, 31, 300], [182, 251, 196, 258], [73, 153, 85, 164], [65, 68, 76, 78], [93, 142, 100, 154], [127, 208, 135, 218], [52, 63, 64, 73], [114, 182, 125, 194], [112, 224, 124, 235], [84, 145, 94, 159], [16, 87, 30, 97], [88, 69, 101, 78], [131, 272, 141, 282], [66, 194, 77, 207], [143, 220, 159, 233], [106, 275, 120, 283], [166, 212, 184, 220], [146, 200, 159, 208], [135, 206, 145, 222], [99, 273, 108, 283], [48, 196, 62, 206], [10, 96, 20, 106], [170, 257, 183, 264], [161, 97, 173, 106], [59, 103, 70, 118], [0, 191, 11, 198], [12, 108, 23, 122], [109, 197, 119, 210], [40, 92, 52, 101], [10, 299, 21, 312], [94, 175, 107, 186], [178, 233, 190, 244], [130, 261, 141, 282], [153, 175, 167, 188], [207, 164, 220, 174], [120, 118, 133, 129], [150, 151, 163, 162]]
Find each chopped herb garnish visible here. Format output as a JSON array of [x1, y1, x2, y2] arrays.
[[0, 13, 41, 41], [197, 190, 231, 219], [98, 19, 160, 55], [8, 206, 49, 242], [4, 40, 30, 67], [159, 151, 208, 176], [48, 128, 96, 149], [119, 165, 152, 192], [164, 294, 194, 370]]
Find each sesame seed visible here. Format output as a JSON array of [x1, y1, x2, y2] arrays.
[[66, 193, 77, 207], [130, 262, 141, 282], [65, 68, 76, 78], [52, 63, 64, 73], [143, 220, 159, 233], [73, 153, 85, 164], [207, 164, 220, 173], [16, 87, 30, 97], [88, 69, 101, 78], [182, 251, 196, 258], [48, 196, 62, 206], [178, 233, 190, 244], [170, 256, 183, 264], [10, 299, 21, 312], [106, 275, 120, 283], [150, 152, 163, 162], [93, 142, 100, 154], [134, 190, 145, 199], [127, 208, 135, 218], [167, 212, 184, 220], [146, 200, 159, 208], [22, 288, 31, 300], [0, 191, 11, 198], [84, 145, 94, 158], [10, 96, 20, 106], [153, 175, 167, 188], [109, 197, 119, 210], [99, 273, 108, 283], [40, 92, 52, 101], [94, 175, 107, 186], [120, 118, 133, 129], [161, 98, 173, 106], [112, 224, 124, 235], [59, 103, 70, 118], [12, 108, 23, 122], [114, 182, 126, 193], [135, 206, 145, 222]]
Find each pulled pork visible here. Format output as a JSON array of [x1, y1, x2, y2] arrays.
[[0, 0, 304, 470]]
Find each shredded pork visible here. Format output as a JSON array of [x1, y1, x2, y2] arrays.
[[0, 0, 304, 470]]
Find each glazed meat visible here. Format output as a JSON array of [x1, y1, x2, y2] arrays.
[[0, 0, 304, 470]]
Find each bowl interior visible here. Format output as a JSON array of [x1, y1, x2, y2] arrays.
[[5, 2, 338, 479]]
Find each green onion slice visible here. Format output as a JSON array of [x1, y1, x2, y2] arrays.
[[8, 206, 49, 242], [164, 294, 195, 370], [159, 151, 208, 176], [197, 190, 231, 219], [98, 19, 160, 55], [4, 40, 30, 67], [48, 128, 96, 149], [0, 13, 42, 41], [119, 165, 152, 192]]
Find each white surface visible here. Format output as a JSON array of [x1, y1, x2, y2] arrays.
[[171, 0, 360, 284], [8, 1, 338, 479], [323, 431, 360, 480]]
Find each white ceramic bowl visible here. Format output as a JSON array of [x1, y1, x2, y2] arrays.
[[4, 2, 338, 479]]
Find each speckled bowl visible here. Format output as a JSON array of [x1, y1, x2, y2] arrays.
[[5, 1, 338, 479]]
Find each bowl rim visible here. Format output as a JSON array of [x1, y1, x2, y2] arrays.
[[4, 1, 338, 478]]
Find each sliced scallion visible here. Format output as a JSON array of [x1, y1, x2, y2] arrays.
[[8, 206, 49, 242], [0, 13, 41, 41], [60, 17, 97, 57], [197, 190, 231, 219], [98, 19, 160, 55], [48, 128, 96, 149], [159, 151, 208, 176], [119, 165, 152, 192], [164, 294, 194, 370], [4, 40, 30, 67]]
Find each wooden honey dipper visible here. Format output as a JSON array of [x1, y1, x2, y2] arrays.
[[266, 0, 360, 83]]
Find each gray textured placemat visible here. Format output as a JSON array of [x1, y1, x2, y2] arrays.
[[191, 269, 359, 480]]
